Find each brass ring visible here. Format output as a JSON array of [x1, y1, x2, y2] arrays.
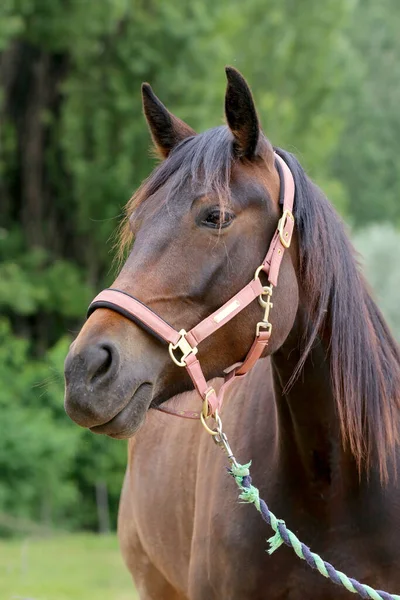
[[254, 264, 267, 281], [200, 410, 220, 436], [202, 388, 216, 418]]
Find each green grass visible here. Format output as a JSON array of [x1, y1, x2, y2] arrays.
[[0, 533, 136, 600]]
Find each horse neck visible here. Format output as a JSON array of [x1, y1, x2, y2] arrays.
[[270, 306, 359, 495]]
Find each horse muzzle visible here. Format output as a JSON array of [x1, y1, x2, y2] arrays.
[[64, 331, 154, 437]]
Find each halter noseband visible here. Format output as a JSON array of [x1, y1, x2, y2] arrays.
[[87, 153, 295, 424]]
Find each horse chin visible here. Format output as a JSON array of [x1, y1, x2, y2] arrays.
[[89, 382, 153, 439]]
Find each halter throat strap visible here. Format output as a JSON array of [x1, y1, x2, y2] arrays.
[[87, 153, 295, 420]]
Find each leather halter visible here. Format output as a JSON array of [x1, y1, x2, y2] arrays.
[[87, 153, 295, 423]]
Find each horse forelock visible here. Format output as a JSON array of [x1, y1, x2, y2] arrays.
[[116, 125, 276, 263]]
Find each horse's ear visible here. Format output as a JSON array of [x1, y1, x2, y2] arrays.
[[142, 83, 196, 159], [224, 67, 260, 158]]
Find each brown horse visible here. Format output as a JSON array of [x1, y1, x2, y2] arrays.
[[64, 68, 400, 599]]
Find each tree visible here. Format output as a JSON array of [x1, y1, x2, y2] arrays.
[[333, 0, 400, 226]]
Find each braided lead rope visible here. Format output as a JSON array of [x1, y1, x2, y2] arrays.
[[229, 462, 400, 600]]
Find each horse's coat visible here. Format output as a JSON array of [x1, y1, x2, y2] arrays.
[[64, 68, 400, 599]]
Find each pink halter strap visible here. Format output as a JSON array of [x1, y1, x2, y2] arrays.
[[88, 153, 295, 421]]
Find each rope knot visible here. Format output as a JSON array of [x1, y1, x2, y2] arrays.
[[267, 519, 286, 554], [238, 484, 261, 512], [230, 461, 251, 479]]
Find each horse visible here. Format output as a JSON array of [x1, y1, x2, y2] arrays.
[[64, 67, 400, 599]]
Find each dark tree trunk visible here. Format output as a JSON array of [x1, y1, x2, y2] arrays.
[[1, 41, 68, 250], [0, 42, 70, 353]]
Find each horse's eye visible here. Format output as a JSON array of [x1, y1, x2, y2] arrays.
[[202, 209, 235, 229]]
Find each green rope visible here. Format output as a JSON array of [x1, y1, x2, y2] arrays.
[[230, 462, 400, 600]]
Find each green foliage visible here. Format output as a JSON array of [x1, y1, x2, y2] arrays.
[[0, 0, 399, 534], [0, 319, 127, 530], [353, 224, 400, 340], [0, 247, 93, 317], [0, 320, 77, 524], [333, 0, 400, 225]]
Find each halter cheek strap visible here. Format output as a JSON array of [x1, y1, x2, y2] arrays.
[[87, 153, 295, 422]]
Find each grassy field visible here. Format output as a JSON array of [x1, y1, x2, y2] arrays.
[[0, 534, 136, 600]]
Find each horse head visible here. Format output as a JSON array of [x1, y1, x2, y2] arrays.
[[64, 67, 300, 438]]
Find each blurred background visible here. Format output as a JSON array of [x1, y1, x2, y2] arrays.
[[1, 0, 400, 598]]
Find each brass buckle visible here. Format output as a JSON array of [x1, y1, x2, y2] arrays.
[[256, 321, 272, 337], [168, 329, 198, 367], [277, 209, 294, 249]]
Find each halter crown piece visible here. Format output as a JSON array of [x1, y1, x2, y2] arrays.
[[87, 153, 295, 426]]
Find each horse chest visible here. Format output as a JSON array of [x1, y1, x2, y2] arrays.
[[121, 481, 400, 600]]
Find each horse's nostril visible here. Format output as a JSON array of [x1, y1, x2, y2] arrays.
[[86, 342, 119, 384]]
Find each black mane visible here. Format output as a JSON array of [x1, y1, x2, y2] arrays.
[[278, 148, 400, 480]]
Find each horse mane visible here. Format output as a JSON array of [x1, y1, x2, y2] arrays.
[[118, 126, 400, 481], [277, 148, 400, 482]]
